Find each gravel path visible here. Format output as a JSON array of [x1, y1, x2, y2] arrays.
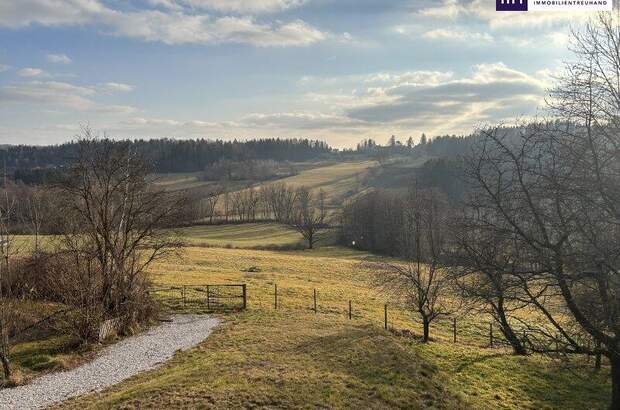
[[0, 315, 220, 410]]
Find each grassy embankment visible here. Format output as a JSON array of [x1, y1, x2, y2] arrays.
[[8, 299, 98, 386]]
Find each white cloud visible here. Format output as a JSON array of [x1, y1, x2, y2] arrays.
[[241, 112, 365, 129], [100, 82, 135, 93], [0, 81, 95, 108], [345, 63, 547, 132], [0, 0, 327, 47], [103, 11, 325, 46], [0, 0, 105, 28], [362, 71, 454, 87], [423, 28, 493, 43], [216, 64, 541, 140], [120, 117, 182, 127], [153, 0, 308, 14], [300, 70, 454, 89], [92, 104, 136, 114], [46, 53, 72, 64], [17, 67, 47, 77], [0, 64, 9, 73], [0, 80, 136, 113]]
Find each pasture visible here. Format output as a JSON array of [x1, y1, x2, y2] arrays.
[[222, 160, 378, 209], [53, 243, 609, 409], [176, 223, 305, 249]]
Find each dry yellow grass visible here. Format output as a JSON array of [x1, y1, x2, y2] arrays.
[[175, 223, 306, 248], [221, 161, 377, 209]]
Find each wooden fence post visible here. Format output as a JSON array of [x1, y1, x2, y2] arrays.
[[453, 317, 457, 343], [384, 304, 388, 330], [313, 289, 317, 313], [206, 285, 211, 310], [274, 284, 278, 310], [349, 300, 352, 320], [242, 284, 247, 310], [182, 285, 186, 308], [489, 322, 494, 348]]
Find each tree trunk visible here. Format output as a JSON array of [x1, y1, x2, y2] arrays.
[[422, 316, 430, 342], [0, 353, 10, 378], [497, 316, 526, 355], [610, 353, 620, 410], [495, 298, 527, 355], [307, 233, 314, 249], [501, 324, 527, 355]]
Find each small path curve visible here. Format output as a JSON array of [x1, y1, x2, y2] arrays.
[[0, 315, 220, 410]]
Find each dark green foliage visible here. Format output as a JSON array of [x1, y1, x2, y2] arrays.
[[1, 138, 333, 184]]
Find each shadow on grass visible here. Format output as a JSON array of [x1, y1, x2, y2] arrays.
[[291, 323, 463, 409], [454, 352, 507, 373], [419, 341, 611, 410]]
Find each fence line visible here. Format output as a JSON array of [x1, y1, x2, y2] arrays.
[[151, 284, 247, 311], [151, 282, 605, 368]]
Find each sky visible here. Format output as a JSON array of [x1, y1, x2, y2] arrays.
[[0, 0, 594, 147]]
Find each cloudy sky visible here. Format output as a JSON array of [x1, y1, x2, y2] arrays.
[[0, 0, 591, 147]]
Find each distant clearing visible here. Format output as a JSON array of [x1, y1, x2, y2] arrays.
[[176, 224, 306, 249], [149, 172, 213, 191], [262, 161, 376, 203]]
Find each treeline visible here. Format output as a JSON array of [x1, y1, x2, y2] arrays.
[[187, 183, 316, 224], [341, 188, 449, 257], [413, 157, 465, 201], [1, 137, 333, 182], [352, 133, 469, 159]]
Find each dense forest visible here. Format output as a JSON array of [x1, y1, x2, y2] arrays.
[[0, 137, 333, 176]]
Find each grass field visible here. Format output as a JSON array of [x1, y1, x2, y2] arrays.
[[260, 161, 376, 204], [176, 223, 306, 249], [218, 161, 377, 211], [149, 172, 214, 191], [55, 245, 610, 409], [149, 161, 346, 193]]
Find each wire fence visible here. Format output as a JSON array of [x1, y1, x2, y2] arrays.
[[151, 281, 604, 369], [151, 284, 247, 311]]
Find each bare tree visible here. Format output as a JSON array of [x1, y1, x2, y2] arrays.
[[466, 117, 620, 403], [56, 133, 185, 340], [0, 190, 15, 378], [290, 187, 327, 249], [448, 211, 529, 355], [546, 12, 620, 405], [265, 183, 297, 223], [222, 190, 231, 223], [373, 189, 453, 342], [203, 186, 223, 224], [24, 187, 44, 254]]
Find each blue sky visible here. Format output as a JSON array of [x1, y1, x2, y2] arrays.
[[0, 0, 591, 147]]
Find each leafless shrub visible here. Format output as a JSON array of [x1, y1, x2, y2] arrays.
[[369, 189, 455, 342], [290, 187, 327, 249], [49, 131, 184, 342]]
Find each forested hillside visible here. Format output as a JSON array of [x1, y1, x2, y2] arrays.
[[1, 137, 333, 176]]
